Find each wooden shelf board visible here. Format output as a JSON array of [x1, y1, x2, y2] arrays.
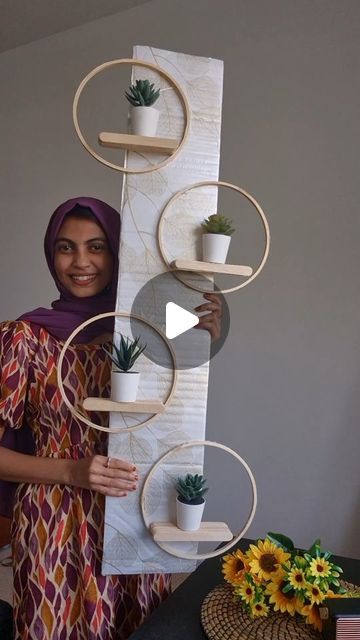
[[150, 521, 233, 542], [98, 132, 178, 154], [82, 398, 165, 413], [170, 259, 253, 277]]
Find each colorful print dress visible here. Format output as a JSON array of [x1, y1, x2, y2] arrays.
[[0, 321, 170, 640]]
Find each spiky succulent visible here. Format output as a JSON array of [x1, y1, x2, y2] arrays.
[[104, 335, 146, 372], [201, 214, 235, 236], [176, 473, 208, 505], [125, 79, 160, 107]]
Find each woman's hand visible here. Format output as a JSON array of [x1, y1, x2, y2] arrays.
[[194, 293, 223, 341], [0, 447, 138, 497], [68, 455, 138, 497]]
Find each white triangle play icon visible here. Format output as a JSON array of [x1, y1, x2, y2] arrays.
[[165, 302, 199, 339]]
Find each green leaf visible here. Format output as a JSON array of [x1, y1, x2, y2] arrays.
[[267, 532, 294, 551], [103, 349, 123, 370], [308, 539, 321, 556], [282, 583, 293, 594], [332, 564, 343, 574]]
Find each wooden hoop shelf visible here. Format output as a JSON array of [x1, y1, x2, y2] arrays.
[[82, 398, 165, 414], [57, 311, 177, 434], [141, 440, 257, 561], [99, 132, 178, 155], [73, 58, 191, 175], [170, 259, 253, 277], [158, 181, 270, 295], [150, 521, 233, 542]]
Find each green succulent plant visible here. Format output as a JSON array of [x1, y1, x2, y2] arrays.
[[125, 79, 160, 107], [176, 473, 208, 505], [104, 335, 146, 372], [201, 213, 235, 236]]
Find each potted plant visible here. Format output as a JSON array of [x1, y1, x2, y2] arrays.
[[104, 335, 146, 402], [125, 79, 161, 137], [175, 473, 208, 531], [201, 213, 235, 264]]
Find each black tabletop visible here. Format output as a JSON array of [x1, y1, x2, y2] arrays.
[[129, 538, 360, 640]]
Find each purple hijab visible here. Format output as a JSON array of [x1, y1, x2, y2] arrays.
[[0, 197, 121, 518], [19, 196, 120, 342]]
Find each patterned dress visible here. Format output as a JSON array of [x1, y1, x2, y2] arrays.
[[0, 321, 170, 640]]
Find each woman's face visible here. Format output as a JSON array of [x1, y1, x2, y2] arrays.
[[54, 216, 114, 298]]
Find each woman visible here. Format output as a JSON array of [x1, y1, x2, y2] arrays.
[[0, 196, 222, 640]]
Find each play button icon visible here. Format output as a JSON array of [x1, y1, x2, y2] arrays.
[[165, 302, 199, 339], [130, 272, 230, 370]]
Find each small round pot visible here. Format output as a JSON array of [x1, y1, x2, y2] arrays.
[[111, 370, 140, 402], [131, 106, 160, 137], [202, 234, 231, 264], [176, 496, 206, 531]]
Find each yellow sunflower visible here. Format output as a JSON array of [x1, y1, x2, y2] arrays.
[[305, 583, 326, 605], [308, 556, 331, 579], [251, 600, 269, 618], [288, 567, 307, 591], [222, 549, 249, 586], [247, 539, 290, 581], [266, 579, 302, 616], [235, 582, 256, 604], [301, 602, 323, 632]]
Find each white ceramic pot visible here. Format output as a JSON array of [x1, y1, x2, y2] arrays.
[[202, 233, 231, 264], [176, 496, 205, 531], [131, 106, 159, 137], [111, 370, 140, 402]]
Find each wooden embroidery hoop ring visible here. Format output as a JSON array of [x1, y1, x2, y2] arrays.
[[141, 440, 258, 560], [73, 58, 191, 175], [157, 180, 271, 294], [57, 311, 177, 434]]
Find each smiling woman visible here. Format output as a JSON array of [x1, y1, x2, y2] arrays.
[[54, 212, 114, 298], [0, 197, 172, 640]]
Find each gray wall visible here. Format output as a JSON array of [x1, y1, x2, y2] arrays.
[[1, 0, 359, 558]]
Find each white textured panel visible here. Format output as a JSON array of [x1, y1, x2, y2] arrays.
[[102, 46, 223, 575]]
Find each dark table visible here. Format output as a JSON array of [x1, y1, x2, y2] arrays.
[[129, 538, 360, 640]]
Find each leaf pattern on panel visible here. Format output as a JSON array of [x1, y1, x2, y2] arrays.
[[191, 114, 222, 140], [102, 530, 139, 567], [189, 76, 220, 106], [148, 50, 211, 88], [128, 171, 168, 199], [156, 430, 191, 457], [115, 492, 142, 518], [141, 551, 174, 573], [142, 475, 163, 517], [128, 432, 153, 461], [119, 243, 158, 273]]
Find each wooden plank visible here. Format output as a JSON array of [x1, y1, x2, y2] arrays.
[[82, 398, 165, 413], [98, 132, 178, 154], [170, 259, 253, 277], [150, 521, 233, 542]]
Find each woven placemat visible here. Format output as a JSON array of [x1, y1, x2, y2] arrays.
[[201, 582, 359, 640]]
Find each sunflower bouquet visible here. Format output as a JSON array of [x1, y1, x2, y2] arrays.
[[222, 533, 348, 632]]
